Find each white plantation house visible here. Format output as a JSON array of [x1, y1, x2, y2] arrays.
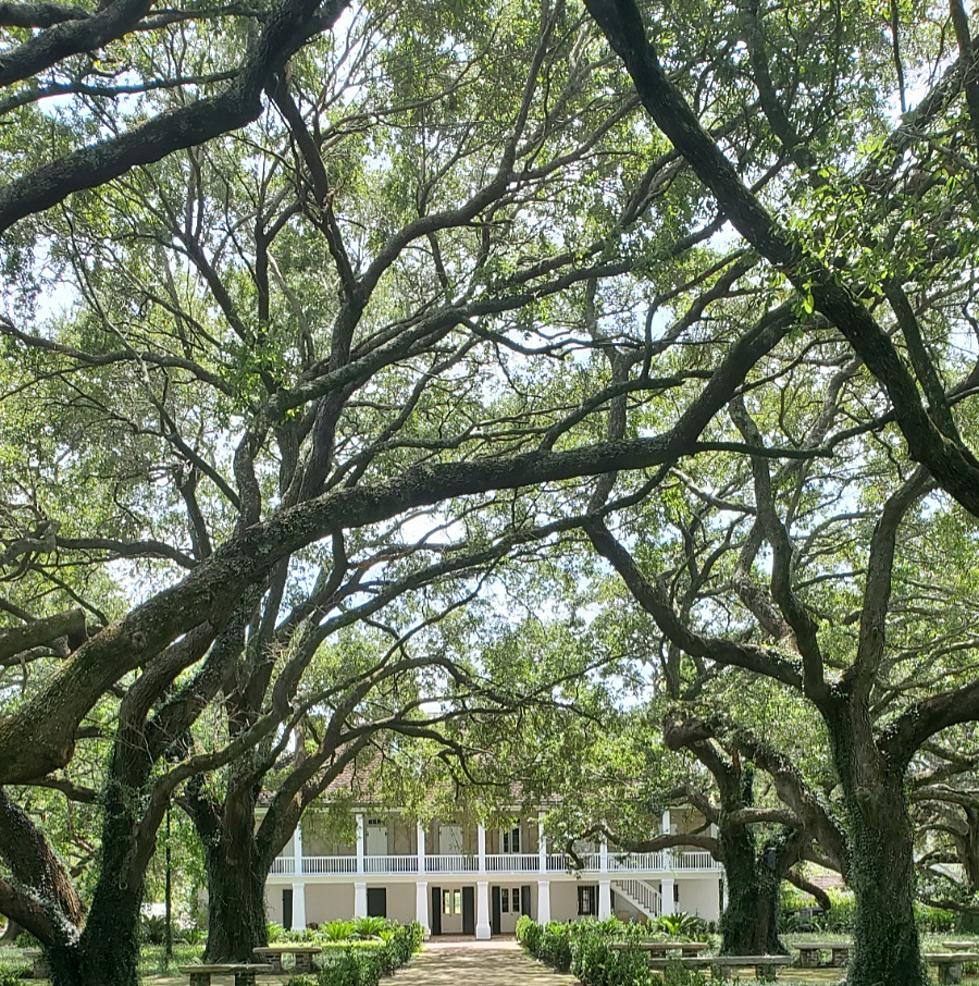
[[264, 806, 726, 938]]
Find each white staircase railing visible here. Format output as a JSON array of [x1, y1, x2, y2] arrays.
[[612, 878, 662, 920]]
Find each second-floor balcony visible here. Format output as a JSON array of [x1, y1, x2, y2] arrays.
[[269, 849, 721, 877]]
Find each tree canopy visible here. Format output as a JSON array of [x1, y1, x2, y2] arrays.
[[1, 0, 979, 983]]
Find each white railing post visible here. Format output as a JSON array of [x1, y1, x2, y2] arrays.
[[538, 879, 551, 923], [356, 813, 365, 875], [477, 823, 487, 874], [416, 880, 430, 938], [294, 820, 304, 875], [476, 879, 491, 939], [417, 820, 426, 875], [292, 881, 307, 930], [538, 819, 547, 873], [661, 810, 673, 869], [598, 879, 611, 919]]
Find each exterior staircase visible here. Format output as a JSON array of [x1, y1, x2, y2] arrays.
[[611, 878, 662, 920]]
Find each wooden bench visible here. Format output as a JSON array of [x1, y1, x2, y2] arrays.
[[22, 950, 50, 980], [179, 963, 273, 986], [253, 944, 322, 972], [926, 952, 979, 985], [647, 955, 795, 981], [794, 940, 852, 968], [612, 940, 710, 957]]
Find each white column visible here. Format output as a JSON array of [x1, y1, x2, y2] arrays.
[[356, 813, 365, 875], [476, 879, 491, 939], [294, 820, 304, 875], [598, 879, 611, 919], [599, 833, 609, 872], [661, 810, 673, 868], [416, 880, 430, 938], [417, 820, 426, 874], [537, 879, 551, 923], [661, 876, 676, 915], [721, 875, 728, 911], [354, 880, 368, 917], [538, 818, 547, 872], [477, 823, 487, 873], [291, 881, 307, 930]]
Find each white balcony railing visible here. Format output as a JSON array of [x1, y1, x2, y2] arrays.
[[486, 853, 539, 872], [364, 854, 418, 874], [424, 854, 479, 874], [270, 849, 723, 877], [303, 856, 358, 875]]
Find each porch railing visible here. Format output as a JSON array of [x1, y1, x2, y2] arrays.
[[269, 849, 723, 877]]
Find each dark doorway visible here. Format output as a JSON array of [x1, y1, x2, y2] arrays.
[[462, 886, 475, 935], [491, 886, 501, 935], [430, 886, 442, 936], [282, 888, 293, 930], [367, 887, 387, 918], [520, 885, 531, 916]]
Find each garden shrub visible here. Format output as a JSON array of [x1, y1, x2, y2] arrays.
[[520, 916, 656, 986], [914, 901, 956, 933], [0, 972, 27, 986], [313, 921, 423, 985]]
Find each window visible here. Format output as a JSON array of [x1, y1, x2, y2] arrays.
[[502, 825, 521, 853], [577, 886, 597, 916], [501, 887, 522, 913], [442, 889, 462, 915]]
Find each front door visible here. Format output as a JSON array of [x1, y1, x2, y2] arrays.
[[367, 887, 387, 918], [462, 886, 475, 935]]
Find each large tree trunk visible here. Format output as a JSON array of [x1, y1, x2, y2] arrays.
[[832, 718, 926, 986], [202, 838, 269, 962], [44, 789, 148, 986], [718, 814, 785, 955]]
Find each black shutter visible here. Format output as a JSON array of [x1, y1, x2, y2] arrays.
[[577, 886, 584, 916], [282, 888, 293, 929], [521, 885, 531, 917], [491, 886, 502, 935], [462, 887, 475, 935], [430, 886, 442, 936]]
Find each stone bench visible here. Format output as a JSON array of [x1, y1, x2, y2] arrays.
[[794, 941, 851, 967], [22, 950, 50, 980], [926, 952, 979, 985], [612, 941, 709, 957], [253, 945, 322, 973], [179, 963, 273, 986], [647, 954, 795, 981]]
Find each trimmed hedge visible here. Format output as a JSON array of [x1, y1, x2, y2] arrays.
[[517, 916, 654, 986], [273, 919, 423, 986]]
